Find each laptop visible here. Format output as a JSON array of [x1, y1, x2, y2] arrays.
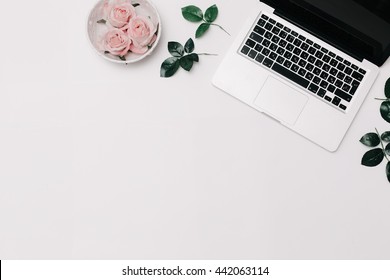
[[212, 0, 390, 151]]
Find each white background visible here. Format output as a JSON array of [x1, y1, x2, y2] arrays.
[[0, 0, 390, 259]]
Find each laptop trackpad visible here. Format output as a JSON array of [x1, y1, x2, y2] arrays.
[[254, 77, 308, 125]]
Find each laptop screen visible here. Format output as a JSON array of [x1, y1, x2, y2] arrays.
[[262, 0, 390, 65]]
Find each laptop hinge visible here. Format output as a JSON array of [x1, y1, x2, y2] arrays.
[[274, 9, 365, 63]]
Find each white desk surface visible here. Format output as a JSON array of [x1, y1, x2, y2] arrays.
[[1, 0, 390, 259]]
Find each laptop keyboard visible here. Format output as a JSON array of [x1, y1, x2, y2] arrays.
[[240, 13, 367, 111]]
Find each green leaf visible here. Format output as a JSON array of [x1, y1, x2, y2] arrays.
[[204, 4, 218, 23], [97, 19, 106, 24], [168, 42, 184, 57], [196, 23, 210, 38], [361, 148, 384, 167], [360, 133, 380, 147], [180, 56, 195, 71], [380, 101, 390, 123], [382, 131, 390, 142], [184, 38, 195, 54], [118, 56, 126, 61], [160, 57, 180, 78], [182, 5, 203, 22], [187, 53, 199, 62], [386, 143, 390, 156], [385, 78, 390, 98], [386, 162, 390, 183], [132, 3, 140, 7]]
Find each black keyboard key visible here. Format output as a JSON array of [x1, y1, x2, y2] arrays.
[[269, 52, 278, 60], [286, 43, 294, 51], [322, 64, 331, 72], [265, 31, 273, 39], [293, 48, 302, 55], [276, 47, 285, 55], [261, 48, 270, 56], [298, 68, 307, 76], [308, 55, 316, 63], [291, 64, 299, 72], [313, 77, 321, 85], [293, 38, 302, 47], [339, 104, 347, 110], [258, 19, 266, 27], [335, 79, 343, 88], [306, 72, 314, 81], [315, 51, 324, 59], [241, 45, 250, 55], [270, 43, 278, 51], [299, 59, 307, 67], [344, 76, 352, 84], [328, 84, 336, 93], [276, 22, 284, 28], [332, 96, 341, 106], [350, 84, 359, 95], [342, 84, 351, 92], [283, 51, 292, 59], [320, 72, 329, 80], [327, 76, 336, 84], [352, 64, 359, 70], [269, 18, 276, 24], [248, 50, 258, 59], [315, 60, 324, 68], [300, 51, 309, 59], [291, 31, 299, 37], [329, 68, 338, 76], [261, 14, 269, 20], [314, 43, 321, 49], [246, 39, 256, 48], [279, 40, 287, 47], [321, 47, 328, 53], [255, 44, 263, 52], [337, 72, 345, 80], [335, 88, 352, 102], [352, 71, 364, 81], [308, 83, 319, 94], [305, 63, 314, 72], [301, 43, 309, 51], [272, 63, 310, 88], [283, 60, 292, 68], [299, 35, 306, 41], [317, 88, 326, 97], [254, 25, 266, 35], [276, 56, 285, 64], [328, 51, 336, 57], [262, 39, 271, 47], [323, 55, 331, 63], [283, 26, 291, 32], [330, 59, 338, 67], [272, 27, 280, 35], [265, 23, 273, 30], [292, 55, 299, 63], [359, 68, 366, 75], [287, 35, 295, 42], [255, 53, 265, 63], [336, 55, 343, 61], [308, 47, 316, 54], [325, 96, 332, 102], [306, 39, 314, 45], [250, 32, 263, 43], [320, 80, 329, 89], [344, 67, 353, 75], [344, 60, 351, 66], [313, 67, 321, 76], [280, 31, 288, 39], [337, 63, 346, 71], [263, 58, 273, 68]]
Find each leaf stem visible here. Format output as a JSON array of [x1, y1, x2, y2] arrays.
[[197, 53, 218, 56], [209, 23, 231, 36], [375, 98, 388, 101], [376, 128, 389, 162]]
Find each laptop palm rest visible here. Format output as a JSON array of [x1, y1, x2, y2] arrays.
[[254, 76, 308, 125]]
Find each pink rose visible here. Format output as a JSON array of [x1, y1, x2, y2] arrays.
[[127, 15, 157, 54], [103, 29, 132, 56], [108, 1, 136, 28]]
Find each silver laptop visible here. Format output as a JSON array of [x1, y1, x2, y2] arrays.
[[213, 0, 390, 151]]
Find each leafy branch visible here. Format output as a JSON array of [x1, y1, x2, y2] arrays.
[[181, 4, 230, 38], [360, 78, 390, 183], [160, 38, 217, 78]]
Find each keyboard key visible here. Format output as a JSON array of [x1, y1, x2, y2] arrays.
[[352, 71, 364, 81], [261, 48, 270, 56], [265, 23, 273, 30], [283, 26, 291, 32], [321, 47, 328, 53], [293, 48, 302, 55], [308, 55, 316, 63], [323, 55, 331, 63], [359, 68, 366, 75], [298, 68, 307, 76], [286, 43, 294, 51], [292, 55, 299, 63], [299, 35, 306, 41], [335, 79, 343, 88], [255, 44, 263, 52], [322, 64, 331, 72], [265, 31, 273, 39], [342, 84, 351, 92], [298, 59, 307, 67], [283, 60, 292, 68], [293, 38, 302, 47], [344, 60, 351, 66], [328, 51, 336, 57], [314, 43, 321, 49], [272, 63, 310, 88], [291, 64, 299, 72], [300, 51, 309, 59], [339, 104, 347, 110], [287, 35, 295, 42], [279, 40, 287, 47], [269, 18, 276, 24], [301, 43, 309, 51], [315, 60, 324, 68], [335, 88, 352, 102], [283, 51, 292, 59], [308, 47, 316, 54], [248, 50, 258, 59], [246, 39, 256, 48], [327, 76, 336, 84], [329, 68, 338, 76], [313, 67, 321, 75], [344, 76, 352, 84], [280, 31, 288, 39], [305, 63, 314, 72], [258, 19, 267, 27], [241, 45, 250, 55], [276, 22, 284, 28], [315, 51, 324, 59], [272, 27, 280, 34], [351, 64, 359, 70], [250, 32, 263, 43], [330, 59, 338, 67], [320, 72, 329, 80], [317, 88, 326, 97], [325, 96, 332, 102], [269, 52, 278, 60], [332, 96, 341, 106], [350, 84, 359, 95], [336, 55, 343, 61], [255, 53, 265, 63], [276, 56, 285, 64], [270, 43, 278, 51], [337, 72, 346, 80], [306, 39, 313, 45], [337, 63, 346, 71], [261, 14, 269, 20], [305, 72, 314, 81], [254, 25, 266, 35], [262, 39, 271, 47], [276, 47, 285, 55], [344, 67, 353, 75], [313, 77, 321, 85], [291, 31, 299, 37], [320, 80, 329, 89], [308, 83, 319, 94], [263, 58, 273, 68], [328, 84, 336, 93]]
